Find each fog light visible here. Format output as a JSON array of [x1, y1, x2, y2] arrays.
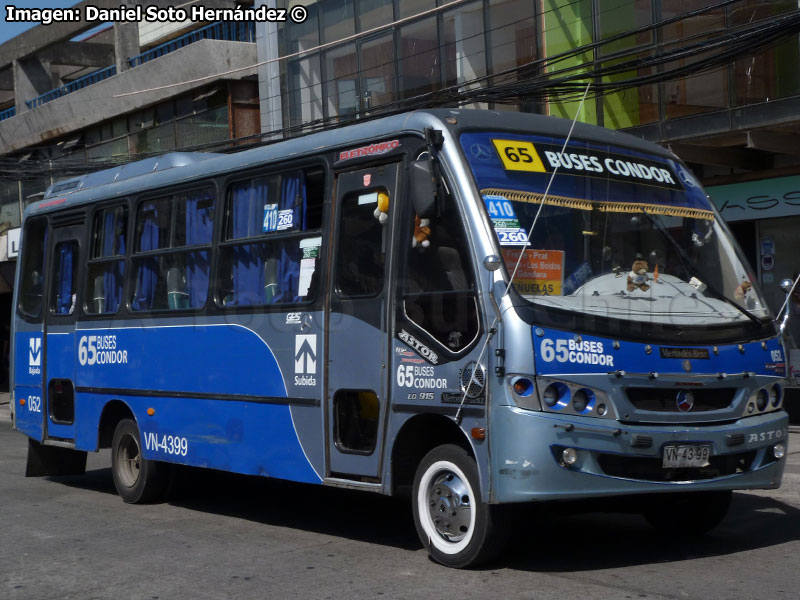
[[769, 384, 782, 407], [773, 443, 786, 459], [562, 448, 578, 465], [756, 389, 769, 411]]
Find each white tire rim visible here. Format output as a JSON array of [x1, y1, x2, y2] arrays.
[[416, 459, 477, 555]]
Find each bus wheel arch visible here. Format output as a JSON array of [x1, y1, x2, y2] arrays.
[[97, 399, 135, 449], [103, 408, 169, 504], [390, 414, 474, 498]]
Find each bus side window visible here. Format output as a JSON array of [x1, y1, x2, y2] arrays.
[[401, 191, 479, 353], [51, 241, 79, 315], [18, 217, 48, 320], [86, 205, 127, 315], [218, 169, 323, 307], [130, 189, 214, 311]]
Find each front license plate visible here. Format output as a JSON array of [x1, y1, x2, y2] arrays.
[[662, 444, 711, 468]]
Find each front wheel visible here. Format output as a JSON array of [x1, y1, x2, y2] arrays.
[[111, 418, 167, 504], [643, 490, 732, 536], [412, 444, 508, 568]]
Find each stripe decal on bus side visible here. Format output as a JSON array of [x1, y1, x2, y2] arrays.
[[74, 386, 319, 406]]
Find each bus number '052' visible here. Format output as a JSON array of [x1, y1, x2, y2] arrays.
[[26, 395, 41, 412], [144, 432, 188, 457]]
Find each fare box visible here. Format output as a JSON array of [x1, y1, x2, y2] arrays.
[[502, 248, 565, 296]]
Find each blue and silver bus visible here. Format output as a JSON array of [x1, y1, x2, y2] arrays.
[[10, 110, 789, 567]]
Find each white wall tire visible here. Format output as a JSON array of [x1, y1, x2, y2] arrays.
[[412, 444, 507, 568]]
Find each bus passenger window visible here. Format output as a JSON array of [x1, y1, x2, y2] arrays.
[[18, 218, 47, 319], [130, 189, 214, 311], [336, 189, 387, 297], [86, 205, 127, 314], [401, 191, 479, 353], [51, 241, 79, 315], [219, 169, 323, 307]]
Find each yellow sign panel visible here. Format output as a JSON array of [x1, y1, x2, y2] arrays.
[[492, 139, 547, 172]]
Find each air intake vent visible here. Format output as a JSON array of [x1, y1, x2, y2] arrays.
[[625, 388, 735, 412]]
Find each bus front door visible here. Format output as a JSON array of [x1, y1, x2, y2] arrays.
[[326, 163, 399, 480], [43, 224, 82, 442]]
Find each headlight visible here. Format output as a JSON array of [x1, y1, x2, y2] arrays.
[[769, 384, 782, 408], [572, 388, 595, 413], [756, 389, 769, 412], [543, 382, 569, 409]]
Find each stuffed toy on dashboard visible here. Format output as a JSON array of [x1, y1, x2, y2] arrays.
[[627, 259, 650, 292]]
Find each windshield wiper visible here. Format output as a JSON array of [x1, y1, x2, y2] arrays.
[[639, 210, 763, 326]]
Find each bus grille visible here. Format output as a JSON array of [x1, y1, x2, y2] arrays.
[[596, 450, 757, 482], [625, 387, 736, 412]]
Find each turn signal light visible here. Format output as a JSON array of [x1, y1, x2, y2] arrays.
[[147, 408, 156, 416], [471, 427, 486, 440], [512, 377, 534, 396]]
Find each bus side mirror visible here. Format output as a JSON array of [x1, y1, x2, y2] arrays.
[[780, 278, 793, 293], [409, 160, 437, 218]]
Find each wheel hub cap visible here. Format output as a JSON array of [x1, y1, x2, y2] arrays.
[[427, 472, 471, 542]]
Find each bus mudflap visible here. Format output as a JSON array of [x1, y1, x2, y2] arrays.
[[25, 439, 87, 477]]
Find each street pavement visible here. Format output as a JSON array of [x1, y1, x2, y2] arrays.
[[1, 396, 799, 600]]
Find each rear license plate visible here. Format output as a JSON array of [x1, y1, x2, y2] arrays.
[[662, 444, 711, 468]]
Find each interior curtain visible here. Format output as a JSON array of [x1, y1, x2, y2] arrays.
[[132, 205, 159, 310], [230, 182, 267, 304], [184, 192, 214, 307]]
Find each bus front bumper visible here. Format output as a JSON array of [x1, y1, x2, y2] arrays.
[[491, 405, 788, 504]]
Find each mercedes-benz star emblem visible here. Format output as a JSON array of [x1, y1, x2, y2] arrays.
[[470, 143, 493, 161], [676, 390, 695, 412]]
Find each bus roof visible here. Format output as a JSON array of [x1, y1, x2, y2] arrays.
[[28, 109, 674, 219]]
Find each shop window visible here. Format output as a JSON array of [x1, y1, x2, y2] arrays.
[[361, 33, 395, 111], [19, 217, 47, 319], [86, 205, 128, 314], [398, 17, 440, 100], [443, 2, 486, 90], [218, 169, 324, 307], [130, 189, 215, 311], [321, 0, 355, 44], [734, 38, 800, 106], [357, 0, 392, 32], [400, 188, 479, 353], [660, 0, 728, 119], [397, 0, 434, 20], [324, 43, 358, 120], [283, 1, 319, 54], [288, 56, 324, 129], [51, 241, 79, 316]]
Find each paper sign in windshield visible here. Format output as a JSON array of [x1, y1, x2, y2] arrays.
[[483, 194, 529, 246], [503, 249, 564, 296]]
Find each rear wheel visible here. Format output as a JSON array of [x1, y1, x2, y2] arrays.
[[412, 444, 508, 568], [643, 490, 732, 536], [111, 418, 167, 503]]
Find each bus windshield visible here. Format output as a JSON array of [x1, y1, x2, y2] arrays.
[[460, 131, 770, 327]]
